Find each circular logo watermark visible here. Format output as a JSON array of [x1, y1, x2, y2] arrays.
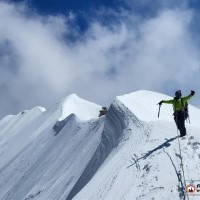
[[186, 184, 197, 194]]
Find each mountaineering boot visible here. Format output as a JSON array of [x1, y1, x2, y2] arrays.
[[180, 127, 186, 137]]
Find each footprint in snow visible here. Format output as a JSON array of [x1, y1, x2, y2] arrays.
[[191, 142, 200, 150], [189, 136, 194, 140]]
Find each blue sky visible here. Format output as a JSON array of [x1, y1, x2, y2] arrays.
[[26, 0, 122, 13], [0, 0, 200, 118]]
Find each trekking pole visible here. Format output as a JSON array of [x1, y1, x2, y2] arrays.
[[157, 104, 161, 118], [188, 115, 191, 124]]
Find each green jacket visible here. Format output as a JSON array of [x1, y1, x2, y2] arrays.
[[162, 94, 193, 112]]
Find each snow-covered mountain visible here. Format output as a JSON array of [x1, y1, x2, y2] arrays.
[[0, 90, 200, 200]]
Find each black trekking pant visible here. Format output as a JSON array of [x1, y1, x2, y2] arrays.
[[174, 111, 186, 137]]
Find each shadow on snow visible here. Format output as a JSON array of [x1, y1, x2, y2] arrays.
[[127, 136, 178, 168]]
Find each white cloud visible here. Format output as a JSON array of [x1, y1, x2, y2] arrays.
[[0, 1, 199, 118]]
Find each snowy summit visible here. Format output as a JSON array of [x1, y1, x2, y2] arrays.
[[0, 90, 200, 200], [58, 93, 101, 121]]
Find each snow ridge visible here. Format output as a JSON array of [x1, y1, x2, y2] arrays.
[[0, 90, 200, 200], [66, 99, 140, 200], [58, 94, 101, 121]]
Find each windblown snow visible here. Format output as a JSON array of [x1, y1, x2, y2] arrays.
[[0, 90, 200, 200]]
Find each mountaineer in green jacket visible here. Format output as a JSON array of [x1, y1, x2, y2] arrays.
[[158, 90, 195, 137]]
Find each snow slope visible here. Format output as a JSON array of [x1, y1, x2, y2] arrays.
[[0, 90, 200, 200], [0, 94, 102, 200], [74, 90, 200, 200], [58, 94, 101, 121]]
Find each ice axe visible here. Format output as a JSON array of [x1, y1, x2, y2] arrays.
[[157, 103, 161, 118]]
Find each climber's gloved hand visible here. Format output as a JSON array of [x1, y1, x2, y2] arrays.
[[158, 101, 163, 105], [191, 90, 195, 96]]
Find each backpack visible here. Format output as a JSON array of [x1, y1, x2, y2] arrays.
[[181, 99, 189, 120]]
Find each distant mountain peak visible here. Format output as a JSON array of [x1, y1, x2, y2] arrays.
[[58, 93, 101, 121]]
